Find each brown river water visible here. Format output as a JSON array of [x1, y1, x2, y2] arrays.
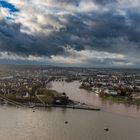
[[52, 81, 140, 118], [0, 81, 140, 140]]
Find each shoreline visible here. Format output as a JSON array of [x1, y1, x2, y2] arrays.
[[0, 102, 101, 111], [0, 93, 100, 111]]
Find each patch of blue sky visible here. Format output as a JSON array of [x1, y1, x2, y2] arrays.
[[6, 15, 14, 21], [0, 0, 19, 13], [0, 0, 19, 21]]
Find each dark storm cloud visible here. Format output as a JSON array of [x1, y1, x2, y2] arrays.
[[0, 9, 140, 55], [0, 11, 140, 55], [0, 0, 140, 67], [64, 11, 140, 55], [55, 0, 117, 6], [0, 20, 64, 57], [94, 0, 117, 5]]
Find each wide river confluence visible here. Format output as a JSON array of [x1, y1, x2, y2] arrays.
[[0, 81, 140, 140], [52, 81, 140, 118]]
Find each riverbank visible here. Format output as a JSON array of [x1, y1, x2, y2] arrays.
[[101, 95, 140, 106], [31, 103, 100, 111], [0, 88, 100, 111], [0, 99, 100, 112], [51, 81, 140, 118], [79, 82, 140, 106]]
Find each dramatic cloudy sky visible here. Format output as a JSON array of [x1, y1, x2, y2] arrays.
[[0, 0, 140, 67]]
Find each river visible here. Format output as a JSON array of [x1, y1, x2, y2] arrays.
[[0, 81, 140, 140], [51, 81, 140, 118]]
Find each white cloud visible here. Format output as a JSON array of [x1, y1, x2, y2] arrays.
[[117, 0, 140, 8], [0, 47, 126, 63], [78, 0, 98, 12], [0, 7, 10, 20], [5, 0, 66, 35], [5, 0, 99, 35], [51, 47, 126, 65], [0, 51, 47, 61], [4, 0, 138, 36], [112, 61, 134, 66], [0, 48, 137, 67]]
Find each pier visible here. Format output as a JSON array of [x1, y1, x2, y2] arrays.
[[35, 104, 101, 111]]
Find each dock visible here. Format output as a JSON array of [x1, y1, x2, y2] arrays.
[[35, 104, 101, 111]]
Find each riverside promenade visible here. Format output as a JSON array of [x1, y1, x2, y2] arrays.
[[35, 104, 101, 111]]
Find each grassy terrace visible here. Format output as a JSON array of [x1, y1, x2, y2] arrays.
[[102, 95, 140, 106], [0, 88, 71, 105]]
